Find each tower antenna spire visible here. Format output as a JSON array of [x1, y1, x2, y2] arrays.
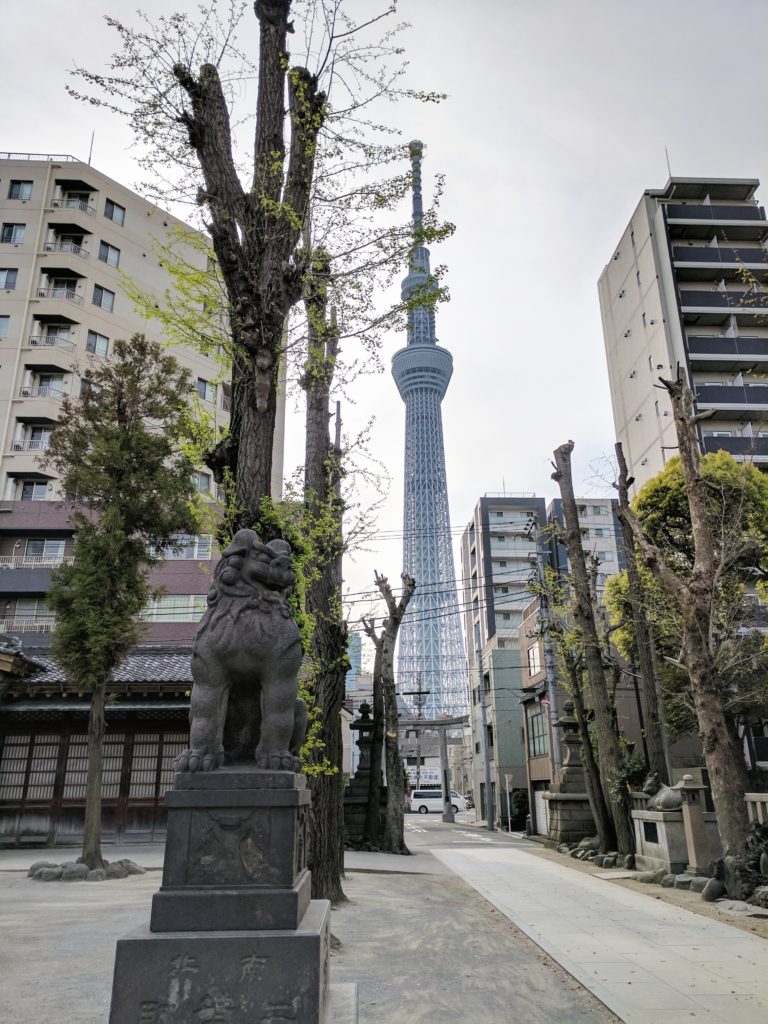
[[409, 139, 424, 230]]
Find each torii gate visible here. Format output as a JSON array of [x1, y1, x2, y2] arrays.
[[399, 714, 469, 823]]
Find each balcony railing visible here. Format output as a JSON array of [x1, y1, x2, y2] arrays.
[[51, 197, 95, 216], [702, 435, 768, 458], [0, 616, 55, 633], [680, 290, 768, 310], [27, 334, 75, 351], [36, 286, 83, 305], [0, 152, 79, 162], [688, 336, 768, 360], [0, 555, 73, 569], [696, 384, 768, 406], [667, 204, 767, 222], [221, 395, 231, 412], [43, 240, 89, 258], [673, 246, 768, 265], [10, 438, 51, 452], [19, 385, 65, 400]]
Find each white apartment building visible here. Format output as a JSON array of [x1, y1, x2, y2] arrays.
[[599, 177, 768, 491]]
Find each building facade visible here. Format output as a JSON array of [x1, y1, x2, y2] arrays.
[[392, 142, 467, 718], [459, 494, 546, 824], [599, 176, 768, 491], [0, 153, 285, 845]]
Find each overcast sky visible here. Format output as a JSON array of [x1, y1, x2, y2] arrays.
[[4, 0, 768, 655]]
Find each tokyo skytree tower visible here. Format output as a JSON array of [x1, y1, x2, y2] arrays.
[[391, 141, 468, 718]]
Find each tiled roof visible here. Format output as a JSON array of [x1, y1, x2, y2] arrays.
[[18, 645, 193, 686]]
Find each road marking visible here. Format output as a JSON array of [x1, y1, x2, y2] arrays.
[[455, 831, 493, 843], [406, 824, 427, 833]]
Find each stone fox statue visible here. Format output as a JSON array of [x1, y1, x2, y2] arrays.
[[174, 529, 307, 773]]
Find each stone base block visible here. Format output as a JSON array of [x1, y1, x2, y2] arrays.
[[151, 869, 311, 931], [110, 899, 330, 1024]]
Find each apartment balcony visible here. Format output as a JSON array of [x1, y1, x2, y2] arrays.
[[25, 334, 75, 353], [687, 335, 768, 372], [9, 438, 51, 453], [42, 240, 89, 259], [695, 383, 768, 420], [0, 554, 72, 569], [221, 395, 231, 413], [673, 245, 768, 282], [679, 289, 768, 326], [666, 203, 768, 241], [35, 286, 83, 306], [50, 196, 95, 216], [19, 385, 65, 401], [0, 616, 55, 634], [702, 435, 768, 461]]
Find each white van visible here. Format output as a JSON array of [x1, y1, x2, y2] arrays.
[[410, 789, 468, 814]]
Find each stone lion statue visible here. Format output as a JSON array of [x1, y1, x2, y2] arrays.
[[641, 771, 683, 811], [174, 529, 307, 774]]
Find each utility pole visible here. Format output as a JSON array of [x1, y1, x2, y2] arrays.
[[403, 680, 430, 790], [524, 516, 562, 774], [476, 646, 495, 832]]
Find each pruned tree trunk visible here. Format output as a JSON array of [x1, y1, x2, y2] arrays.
[[615, 442, 670, 783], [303, 259, 347, 902], [81, 678, 107, 870], [360, 623, 385, 846], [618, 375, 751, 856], [369, 572, 416, 854], [552, 442, 634, 854], [565, 657, 615, 852], [173, 0, 326, 519]]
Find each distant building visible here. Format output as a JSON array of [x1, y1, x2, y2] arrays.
[[345, 633, 362, 691], [599, 176, 768, 492], [0, 152, 286, 845]]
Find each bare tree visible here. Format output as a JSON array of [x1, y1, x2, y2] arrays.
[[614, 442, 671, 783], [360, 618, 385, 847], [363, 572, 415, 854], [552, 442, 634, 855], [617, 375, 754, 855]]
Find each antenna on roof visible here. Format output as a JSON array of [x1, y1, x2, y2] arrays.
[[664, 145, 672, 178], [88, 131, 95, 166]]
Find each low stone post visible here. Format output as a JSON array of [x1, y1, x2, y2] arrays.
[[678, 774, 716, 874]]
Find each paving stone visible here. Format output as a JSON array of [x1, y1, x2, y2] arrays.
[[701, 877, 725, 902], [688, 876, 709, 893], [27, 860, 58, 877], [62, 863, 89, 881]]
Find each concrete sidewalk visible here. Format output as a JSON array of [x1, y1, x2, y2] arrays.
[[434, 846, 768, 1024]]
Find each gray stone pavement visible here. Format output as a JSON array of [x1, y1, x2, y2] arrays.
[[434, 845, 768, 1024], [2, 823, 767, 1023]]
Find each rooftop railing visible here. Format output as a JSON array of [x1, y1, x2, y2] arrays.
[[0, 152, 79, 162]]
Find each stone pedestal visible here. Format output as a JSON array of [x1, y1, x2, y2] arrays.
[[678, 774, 723, 873], [631, 807, 688, 873], [544, 701, 596, 848], [110, 767, 331, 1024]]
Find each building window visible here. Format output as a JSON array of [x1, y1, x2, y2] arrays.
[[104, 199, 126, 225], [0, 269, 18, 289], [143, 594, 206, 622], [152, 534, 212, 560], [497, 560, 507, 567], [194, 471, 211, 494], [196, 378, 216, 403], [475, 742, 480, 754], [1, 223, 25, 244], [86, 330, 109, 357], [93, 284, 115, 311], [0, 315, 8, 338], [527, 710, 549, 758], [20, 480, 48, 501], [8, 181, 33, 200], [98, 241, 121, 268], [527, 644, 541, 676]]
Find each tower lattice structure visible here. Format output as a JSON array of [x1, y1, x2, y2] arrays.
[[391, 142, 468, 718]]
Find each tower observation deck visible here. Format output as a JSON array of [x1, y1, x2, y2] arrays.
[[392, 142, 468, 718]]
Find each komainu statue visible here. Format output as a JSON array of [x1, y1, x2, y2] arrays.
[[641, 771, 683, 811], [174, 529, 307, 773]]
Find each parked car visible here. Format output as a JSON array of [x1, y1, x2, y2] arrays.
[[410, 789, 468, 814]]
